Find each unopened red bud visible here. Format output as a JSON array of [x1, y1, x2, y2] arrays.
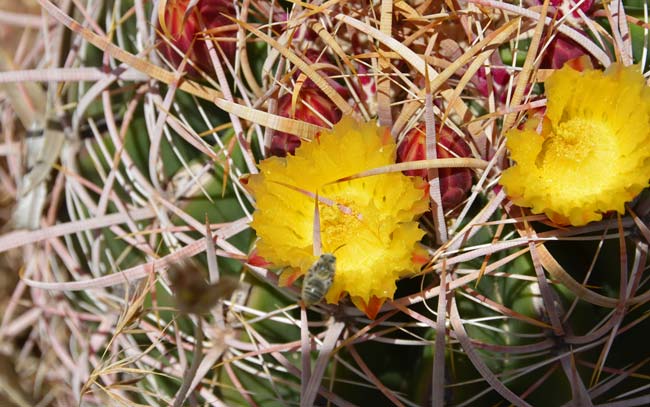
[[157, 0, 236, 75], [397, 124, 473, 209], [269, 87, 342, 157], [476, 66, 510, 100], [541, 34, 591, 70]]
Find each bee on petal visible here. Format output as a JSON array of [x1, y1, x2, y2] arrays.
[[301, 254, 336, 306]]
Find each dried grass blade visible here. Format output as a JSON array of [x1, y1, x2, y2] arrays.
[[627, 204, 650, 244], [537, 245, 619, 308], [392, 18, 521, 136], [469, 0, 610, 65], [347, 345, 405, 407], [463, 286, 552, 330], [607, 0, 634, 65], [0, 67, 147, 83], [205, 216, 219, 283], [424, 69, 447, 244], [334, 14, 438, 83], [311, 21, 356, 74], [0, 207, 154, 253], [559, 352, 593, 406], [502, 0, 548, 132], [595, 395, 650, 407], [431, 262, 447, 407], [245, 321, 354, 407], [526, 221, 565, 336], [448, 297, 533, 407], [335, 157, 487, 182], [172, 319, 204, 407], [231, 17, 355, 119], [37, 0, 323, 138], [22, 219, 249, 290], [587, 357, 650, 400], [223, 362, 259, 407], [0, 49, 46, 129], [590, 217, 629, 387], [302, 321, 345, 407], [185, 342, 227, 405], [377, 0, 394, 127], [300, 305, 311, 401], [149, 82, 180, 191], [439, 46, 502, 134]]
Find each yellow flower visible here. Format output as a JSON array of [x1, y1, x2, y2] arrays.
[[500, 63, 650, 226], [247, 117, 427, 318]]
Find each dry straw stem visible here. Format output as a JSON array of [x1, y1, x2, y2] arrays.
[[501, 0, 549, 132], [334, 157, 488, 182], [376, 0, 394, 127], [37, 0, 325, 140], [390, 17, 522, 137], [469, 0, 611, 65], [22, 218, 249, 291], [431, 262, 447, 407], [229, 17, 358, 120], [424, 68, 448, 245]]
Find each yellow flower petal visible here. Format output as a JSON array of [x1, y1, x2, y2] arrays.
[[500, 63, 650, 226], [248, 117, 427, 316]]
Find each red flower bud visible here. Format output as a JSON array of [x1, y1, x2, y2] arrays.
[[549, 0, 594, 18], [269, 87, 342, 157], [475, 65, 511, 103], [541, 34, 591, 70], [157, 0, 236, 75], [397, 124, 473, 209]]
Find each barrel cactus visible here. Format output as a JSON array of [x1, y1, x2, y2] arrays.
[[0, 0, 649, 406]]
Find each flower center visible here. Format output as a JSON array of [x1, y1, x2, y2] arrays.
[[319, 197, 364, 251], [535, 117, 619, 201], [537, 118, 603, 165]]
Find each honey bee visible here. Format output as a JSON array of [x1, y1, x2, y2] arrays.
[[301, 253, 336, 306]]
